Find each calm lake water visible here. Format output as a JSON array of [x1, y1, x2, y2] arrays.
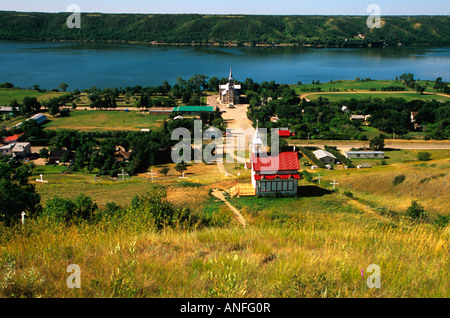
[[0, 40, 449, 90]]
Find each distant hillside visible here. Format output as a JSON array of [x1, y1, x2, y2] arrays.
[[0, 12, 449, 47]]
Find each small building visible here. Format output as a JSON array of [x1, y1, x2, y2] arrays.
[[250, 126, 300, 196], [357, 163, 372, 169], [172, 106, 214, 114], [114, 146, 131, 162], [48, 149, 71, 164], [147, 107, 173, 115], [0, 143, 15, 156], [0, 142, 31, 158], [313, 149, 337, 165], [252, 152, 300, 196], [345, 151, 384, 159], [0, 106, 16, 114], [341, 106, 350, 113]]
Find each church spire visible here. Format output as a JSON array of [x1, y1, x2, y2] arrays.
[[252, 119, 262, 155], [229, 67, 233, 82]]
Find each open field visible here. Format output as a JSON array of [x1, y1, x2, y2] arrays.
[[293, 79, 450, 102], [0, 88, 68, 106], [303, 91, 450, 102], [42, 110, 169, 131]]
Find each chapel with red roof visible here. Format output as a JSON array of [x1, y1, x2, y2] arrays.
[[250, 126, 300, 196]]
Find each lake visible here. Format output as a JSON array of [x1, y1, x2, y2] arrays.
[[0, 40, 449, 90]]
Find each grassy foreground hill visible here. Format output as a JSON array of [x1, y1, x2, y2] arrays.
[[0, 12, 449, 47]]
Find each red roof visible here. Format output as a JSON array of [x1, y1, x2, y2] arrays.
[[252, 151, 300, 172], [277, 130, 291, 137], [4, 133, 24, 143]]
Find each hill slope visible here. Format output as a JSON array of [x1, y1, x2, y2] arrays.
[[0, 12, 449, 47]]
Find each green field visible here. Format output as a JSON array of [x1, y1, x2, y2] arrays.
[[304, 91, 450, 102], [42, 110, 169, 131], [0, 88, 68, 106]]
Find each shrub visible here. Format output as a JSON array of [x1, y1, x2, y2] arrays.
[[343, 190, 354, 198], [417, 152, 431, 161], [434, 214, 450, 228], [392, 175, 405, 185], [406, 200, 427, 219]]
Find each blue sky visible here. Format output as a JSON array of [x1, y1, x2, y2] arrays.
[[1, 0, 449, 15]]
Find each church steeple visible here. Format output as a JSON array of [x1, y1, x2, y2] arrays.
[[229, 67, 233, 82], [252, 119, 262, 155]]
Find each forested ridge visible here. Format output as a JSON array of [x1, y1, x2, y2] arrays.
[[0, 11, 449, 47]]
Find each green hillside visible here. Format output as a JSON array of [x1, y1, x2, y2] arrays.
[[0, 12, 449, 47]]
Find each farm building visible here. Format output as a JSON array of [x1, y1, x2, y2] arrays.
[[345, 151, 384, 159], [250, 126, 300, 196], [313, 149, 337, 164], [0, 142, 31, 158], [147, 107, 173, 115], [28, 113, 47, 125], [48, 149, 71, 164], [172, 106, 214, 114]]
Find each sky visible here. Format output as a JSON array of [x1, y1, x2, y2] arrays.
[[1, 0, 450, 15]]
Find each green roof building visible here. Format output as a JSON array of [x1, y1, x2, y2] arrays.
[[173, 106, 214, 113]]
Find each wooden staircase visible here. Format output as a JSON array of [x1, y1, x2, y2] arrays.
[[228, 183, 256, 197]]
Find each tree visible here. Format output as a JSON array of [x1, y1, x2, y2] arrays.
[[59, 82, 68, 92], [415, 84, 425, 95], [22, 96, 41, 114], [39, 147, 49, 159], [0, 156, 41, 225], [369, 135, 385, 151], [159, 167, 170, 176], [175, 162, 187, 175], [406, 200, 426, 219]]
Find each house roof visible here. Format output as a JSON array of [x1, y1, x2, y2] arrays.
[[345, 151, 384, 154], [49, 149, 70, 159], [277, 129, 292, 137], [313, 149, 336, 159], [252, 151, 300, 172], [12, 142, 30, 152], [173, 106, 214, 112], [3, 133, 24, 143]]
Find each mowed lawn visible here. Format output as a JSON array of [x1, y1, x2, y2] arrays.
[[0, 88, 68, 105], [42, 110, 169, 131]]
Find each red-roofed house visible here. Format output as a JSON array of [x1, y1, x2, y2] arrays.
[[251, 127, 300, 196], [3, 133, 24, 144]]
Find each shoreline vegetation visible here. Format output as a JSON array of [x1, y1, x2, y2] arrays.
[[0, 12, 449, 48]]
